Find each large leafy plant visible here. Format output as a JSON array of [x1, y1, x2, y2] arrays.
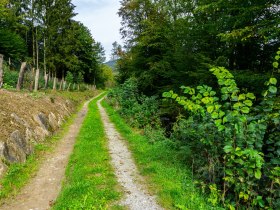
[[163, 49, 280, 209]]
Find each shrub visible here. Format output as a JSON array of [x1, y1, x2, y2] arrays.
[[163, 49, 280, 209], [3, 67, 18, 88], [107, 78, 161, 129]]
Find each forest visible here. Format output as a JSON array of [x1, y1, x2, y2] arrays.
[[0, 0, 280, 209], [107, 0, 280, 209], [0, 0, 113, 91]]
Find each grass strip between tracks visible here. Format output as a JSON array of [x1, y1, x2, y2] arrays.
[[53, 93, 123, 209]]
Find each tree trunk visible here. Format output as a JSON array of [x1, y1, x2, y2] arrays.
[[59, 79, 63, 90], [73, 83, 76, 90], [29, 68, 34, 91], [63, 81, 66, 90], [34, 68, 40, 92], [53, 73, 57, 90], [44, 73, 49, 89], [0, 54, 3, 89], [43, 36, 48, 89], [17, 62, 27, 90], [67, 83, 71, 91]]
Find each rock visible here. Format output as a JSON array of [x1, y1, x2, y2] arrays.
[[11, 113, 30, 128], [10, 130, 32, 155], [48, 112, 58, 131], [0, 141, 6, 158], [57, 114, 64, 126], [62, 104, 71, 116], [2, 130, 34, 163], [0, 159, 7, 179], [34, 126, 49, 141], [4, 131, 27, 163], [33, 112, 49, 131], [25, 127, 35, 142]]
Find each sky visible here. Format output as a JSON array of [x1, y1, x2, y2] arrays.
[[72, 0, 123, 62]]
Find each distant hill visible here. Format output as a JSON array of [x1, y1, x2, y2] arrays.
[[104, 60, 118, 71]]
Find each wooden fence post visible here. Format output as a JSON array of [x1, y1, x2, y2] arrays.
[[0, 54, 4, 88], [17, 62, 27, 90]]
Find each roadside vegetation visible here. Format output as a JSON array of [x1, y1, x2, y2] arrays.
[[102, 99, 220, 210], [106, 1, 280, 209], [53, 93, 123, 209], [106, 49, 280, 209]]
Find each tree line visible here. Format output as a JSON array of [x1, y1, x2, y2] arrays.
[[117, 0, 280, 95], [0, 0, 111, 91]]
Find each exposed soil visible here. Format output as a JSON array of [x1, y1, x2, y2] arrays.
[[97, 99, 163, 210], [0, 89, 74, 143], [0, 94, 100, 210]]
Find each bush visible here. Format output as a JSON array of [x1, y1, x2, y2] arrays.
[[107, 78, 161, 129], [164, 62, 280, 209], [3, 66, 18, 88]]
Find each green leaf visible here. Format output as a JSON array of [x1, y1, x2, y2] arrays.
[[203, 91, 209, 96], [171, 93, 178, 99], [221, 94, 229, 101], [202, 97, 210, 104], [269, 78, 277, 85], [276, 55, 280, 60], [246, 93, 255, 100], [269, 86, 277, 94], [255, 170, 262, 179], [224, 145, 233, 153], [241, 107, 250, 114], [211, 112, 219, 119], [223, 116, 228, 123], [210, 91, 216, 96], [218, 125, 225, 131], [215, 119, 222, 126], [243, 100, 253, 107], [273, 62, 279, 68], [219, 111, 225, 118], [238, 94, 246, 101], [233, 102, 243, 109], [262, 90, 268, 97], [207, 105, 214, 113], [162, 92, 171, 98]]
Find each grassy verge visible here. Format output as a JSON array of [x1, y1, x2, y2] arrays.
[[102, 99, 222, 210], [53, 93, 123, 209], [0, 91, 100, 204]]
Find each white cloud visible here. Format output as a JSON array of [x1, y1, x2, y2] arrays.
[[72, 0, 123, 61]]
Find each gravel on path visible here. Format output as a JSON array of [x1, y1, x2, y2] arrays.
[[98, 98, 163, 210]]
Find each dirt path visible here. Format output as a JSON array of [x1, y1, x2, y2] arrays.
[[0, 94, 101, 210], [97, 99, 163, 210]]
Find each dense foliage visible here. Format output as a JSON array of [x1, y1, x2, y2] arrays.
[[108, 52, 280, 209], [116, 0, 280, 95], [164, 62, 280, 209]]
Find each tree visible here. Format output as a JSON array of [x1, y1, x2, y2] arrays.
[[111, 41, 123, 61], [117, 0, 280, 96]]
